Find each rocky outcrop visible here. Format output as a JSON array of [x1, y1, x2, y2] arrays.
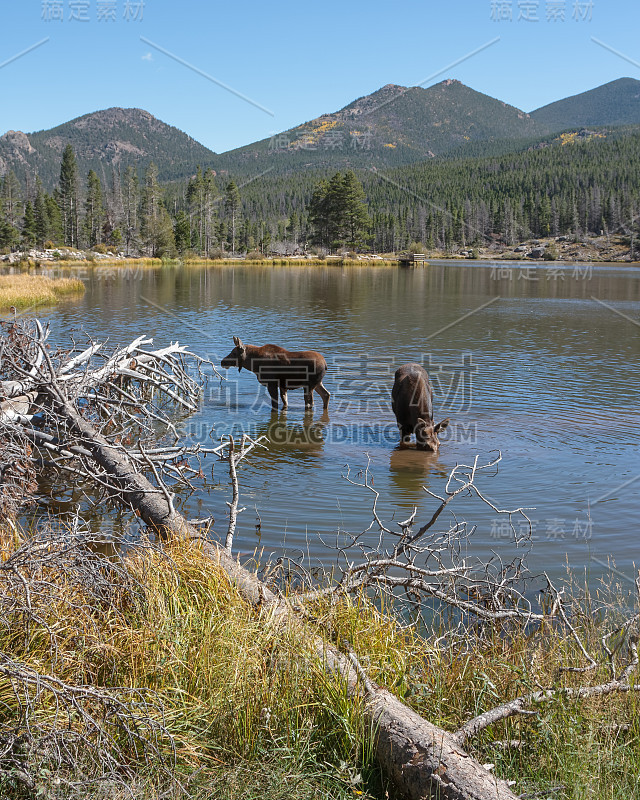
[[0, 130, 35, 154]]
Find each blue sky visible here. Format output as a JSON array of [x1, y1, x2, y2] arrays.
[[1, 0, 639, 153]]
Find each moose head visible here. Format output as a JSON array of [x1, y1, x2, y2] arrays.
[[415, 417, 450, 452], [221, 336, 248, 371]]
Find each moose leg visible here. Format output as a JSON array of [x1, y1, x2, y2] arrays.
[[267, 383, 280, 410], [304, 388, 313, 410], [314, 382, 330, 409], [279, 384, 288, 409], [400, 425, 412, 442]]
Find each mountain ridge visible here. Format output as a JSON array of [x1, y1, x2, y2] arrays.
[[0, 107, 218, 188], [531, 77, 640, 129], [1, 77, 639, 188]]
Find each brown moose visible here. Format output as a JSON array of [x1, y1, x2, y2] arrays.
[[391, 363, 449, 452], [221, 337, 330, 411]]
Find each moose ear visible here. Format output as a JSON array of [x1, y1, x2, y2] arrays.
[[233, 336, 241, 347], [434, 418, 450, 433]]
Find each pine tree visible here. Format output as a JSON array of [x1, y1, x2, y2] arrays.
[[202, 168, 217, 256], [82, 170, 105, 248], [173, 210, 191, 254], [104, 167, 124, 248], [59, 145, 79, 247], [308, 179, 330, 249], [224, 180, 241, 254], [46, 194, 64, 245], [340, 171, 371, 250], [140, 162, 175, 257], [122, 166, 139, 255], [308, 171, 370, 251], [34, 181, 50, 248], [1, 171, 22, 231], [21, 201, 36, 248], [0, 197, 19, 250], [186, 167, 204, 252]]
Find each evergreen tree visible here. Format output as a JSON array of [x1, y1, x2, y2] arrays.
[[59, 144, 79, 247], [21, 201, 36, 248], [308, 179, 330, 249], [46, 194, 64, 245], [340, 171, 371, 249], [173, 210, 191, 254], [104, 167, 124, 248], [1, 170, 22, 230], [82, 170, 105, 248], [140, 162, 175, 257], [224, 180, 241, 254], [289, 210, 299, 249], [34, 183, 50, 248], [308, 171, 370, 251], [186, 167, 204, 252], [122, 166, 139, 255], [202, 168, 217, 256], [0, 198, 19, 250]]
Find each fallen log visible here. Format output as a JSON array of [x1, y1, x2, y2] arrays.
[[47, 386, 518, 800], [0, 320, 519, 797]]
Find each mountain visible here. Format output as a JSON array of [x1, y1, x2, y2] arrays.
[[0, 107, 217, 189], [531, 78, 640, 130], [2, 78, 640, 189], [214, 79, 549, 176]]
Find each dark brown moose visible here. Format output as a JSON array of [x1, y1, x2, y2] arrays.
[[221, 336, 330, 411], [391, 363, 450, 452]]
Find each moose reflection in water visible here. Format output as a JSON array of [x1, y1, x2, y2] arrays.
[[388, 446, 449, 498], [391, 363, 450, 452], [221, 336, 331, 411]]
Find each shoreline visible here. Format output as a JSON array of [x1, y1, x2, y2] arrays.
[[2, 232, 639, 271], [2, 257, 637, 273]]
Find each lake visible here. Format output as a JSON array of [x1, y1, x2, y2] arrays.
[[34, 260, 640, 587]]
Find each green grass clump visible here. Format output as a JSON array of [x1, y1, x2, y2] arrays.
[[0, 273, 85, 309]]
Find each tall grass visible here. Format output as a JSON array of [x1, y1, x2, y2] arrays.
[[0, 530, 380, 799], [0, 525, 638, 798], [0, 274, 85, 309]]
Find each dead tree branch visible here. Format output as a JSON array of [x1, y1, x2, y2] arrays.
[[3, 317, 634, 800]]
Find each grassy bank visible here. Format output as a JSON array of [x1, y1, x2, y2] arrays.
[[0, 526, 638, 798], [0, 274, 85, 310], [47, 257, 399, 268]]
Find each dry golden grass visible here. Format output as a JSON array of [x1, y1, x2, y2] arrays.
[[0, 519, 638, 799], [0, 273, 85, 309]]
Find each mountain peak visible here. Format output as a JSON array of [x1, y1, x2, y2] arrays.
[[0, 107, 217, 188]]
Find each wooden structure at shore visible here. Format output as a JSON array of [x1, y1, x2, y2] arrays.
[[398, 253, 428, 266]]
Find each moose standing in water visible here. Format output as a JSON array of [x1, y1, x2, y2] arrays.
[[221, 337, 330, 411], [391, 363, 450, 452]]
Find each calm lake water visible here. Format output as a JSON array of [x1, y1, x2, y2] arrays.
[[32, 261, 640, 585]]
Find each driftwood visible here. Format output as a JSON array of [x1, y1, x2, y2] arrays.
[[0, 318, 521, 799], [1, 317, 638, 800], [49, 406, 519, 800]]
